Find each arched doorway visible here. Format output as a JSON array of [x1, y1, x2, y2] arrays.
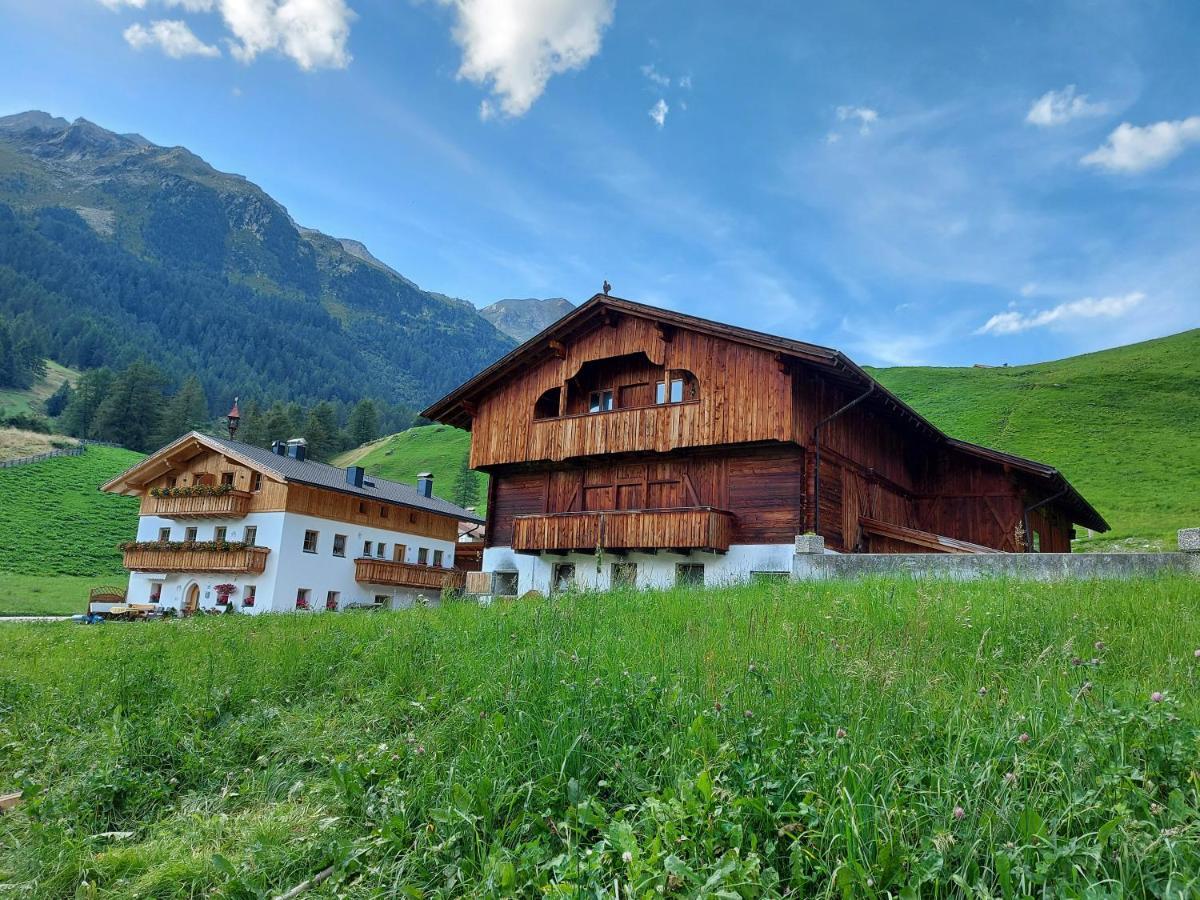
[[183, 583, 200, 616]]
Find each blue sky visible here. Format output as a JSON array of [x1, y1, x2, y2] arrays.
[[1, 0, 1198, 366]]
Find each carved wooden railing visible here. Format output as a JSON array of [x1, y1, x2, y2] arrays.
[[354, 558, 466, 591], [123, 545, 270, 574], [512, 507, 735, 554], [144, 490, 253, 519]]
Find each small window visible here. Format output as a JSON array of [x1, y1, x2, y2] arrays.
[[295, 588, 311, 610], [676, 563, 704, 587], [670, 378, 684, 403], [166, 476, 177, 488], [333, 534, 347, 557], [149, 582, 162, 603], [417, 547, 429, 565], [534, 386, 562, 420], [655, 381, 665, 404], [251, 472, 263, 492], [214, 526, 227, 543], [433, 549, 444, 567], [157, 527, 171, 542], [374, 594, 389, 605], [220, 471, 235, 486], [589, 390, 614, 413], [358, 501, 367, 514], [552, 563, 575, 593], [376, 543, 386, 559], [325, 590, 340, 611], [243, 526, 257, 545], [611, 562, 637, 588], [380, 505, 389, 519], [303, 530, 319, 553], [393, 543, 406, 562], [494, 571, 519, 596], [243, 585, 257, 607], [184, 526, 198, 542], [363, 540, 373, 557]]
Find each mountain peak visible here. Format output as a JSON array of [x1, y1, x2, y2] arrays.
[[479, 297, 575, 342]]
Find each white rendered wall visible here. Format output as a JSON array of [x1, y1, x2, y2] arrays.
[[481, 543, 796, 595], [126, 510, 460, 614]]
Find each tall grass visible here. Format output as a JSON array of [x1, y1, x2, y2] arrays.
[[2, 577, 1198, 897]]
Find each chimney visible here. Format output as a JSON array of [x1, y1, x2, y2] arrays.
[[271, 440, 287, 456], [286, 438, 307, 461], [346, 465, 365, 488], [417, 472, 433, 498]]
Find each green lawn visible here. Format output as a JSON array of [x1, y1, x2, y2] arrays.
[[0, 446, 141, 584], [2, 577, 1197, 896], [0, 574, 102, 616], [872, 330, 1199, 551], [333, 423, 486, 512]]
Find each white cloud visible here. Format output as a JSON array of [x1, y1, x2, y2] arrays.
[[648, 98, 668, 128], [100, 0, 353, 70], [836, 105, 878, 134], [976, 291, 1144, 335], [442, 0, 615, 118], [1025, 85, 1107, 127], [219, 0, 354, 69], [640, 63, 670, 87], [1081, 117, 1200, 173], [124, 20, 220, 57], [678, 74, 691, 89]]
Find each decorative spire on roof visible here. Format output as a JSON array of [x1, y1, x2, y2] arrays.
[[226, 397, 241, 440]]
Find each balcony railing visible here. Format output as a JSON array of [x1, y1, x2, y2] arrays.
[[354, 558, 466, 592], [123, 545, 270, 574], [512, 507, 735, 554], [144, 490, 253, 519]]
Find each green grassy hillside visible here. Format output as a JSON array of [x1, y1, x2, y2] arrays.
[[1, 578, 1197, 895], [0, 359, 77, 417], [332, 423, 486, 513], [0, 446, 141, 614], [871, 329, 1199, 550]]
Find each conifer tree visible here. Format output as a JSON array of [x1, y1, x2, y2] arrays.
[[451, 453, 480, 508]]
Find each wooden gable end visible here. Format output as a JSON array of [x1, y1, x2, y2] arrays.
[[468, 310, 794, 468]]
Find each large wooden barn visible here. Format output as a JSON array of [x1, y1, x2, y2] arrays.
[[423, 294, 1108, 594]]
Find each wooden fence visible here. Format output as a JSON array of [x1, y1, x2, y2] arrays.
[[0, 440, 123, 469]]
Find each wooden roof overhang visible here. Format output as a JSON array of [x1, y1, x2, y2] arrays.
[[100, 432, 282, 497], [424, 294, 1109, 533]]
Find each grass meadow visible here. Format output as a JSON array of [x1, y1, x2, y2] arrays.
[[2, 577, 1198, 897]]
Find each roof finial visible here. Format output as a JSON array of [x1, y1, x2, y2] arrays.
[[602, 279, 611, 296], [227, 397, 241, 440]]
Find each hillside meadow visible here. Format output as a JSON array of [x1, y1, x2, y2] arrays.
[[0, 446, 140, 615], [1, 577, 1198, 897]]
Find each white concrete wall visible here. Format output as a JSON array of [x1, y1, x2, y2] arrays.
[[126, 511, 460, 614], [481, 543, 795, 595]]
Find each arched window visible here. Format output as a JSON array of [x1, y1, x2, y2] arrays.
[[655, 369, 699, 404], [534, 386, 561, 420]]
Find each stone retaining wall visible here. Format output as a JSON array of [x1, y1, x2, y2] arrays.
[[792, 529, 1200, 581]]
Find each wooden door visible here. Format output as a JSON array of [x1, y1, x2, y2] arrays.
[[393, 543, 407, 562], [183, 584, 200, 616]]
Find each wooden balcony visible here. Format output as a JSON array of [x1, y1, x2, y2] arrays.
[[354, 558, 466, 592], [123, 545, 270, 574], [144, 490, 252, 519], [512, 507, 735, 554]]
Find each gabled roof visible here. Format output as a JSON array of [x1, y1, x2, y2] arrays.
[[422, 293, 1108, 532], [101, 431, 484, 524]]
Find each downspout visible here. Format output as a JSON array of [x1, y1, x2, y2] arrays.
[[811, 380, 876, 537], [1021, 485, 1070, 553]]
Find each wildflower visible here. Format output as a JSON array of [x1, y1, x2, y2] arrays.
[[1004, 772, 1017, 785], [415, 744, 426, 754], [836, 727, 847, 739], [621, 850, 632, 864], [1151, 691, 1165, 703], [953, 805, 965, 821], [978, 687, 988, 696], [1094, 641, 1105, 651], [713, 701, 723, 712], [1194, 649, 1200, 658], [1079, 681, 1093, 695], [1018, 732, 1030, 744], [748, 662, 757, 672], [744, 709, 754, 719], [1070, 656, 1084, 667], [1090, 657, 1101, 666], [1151, 803, 1164, 815]]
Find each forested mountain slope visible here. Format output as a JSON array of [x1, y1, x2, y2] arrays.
[[0, 111, 514, 412]]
